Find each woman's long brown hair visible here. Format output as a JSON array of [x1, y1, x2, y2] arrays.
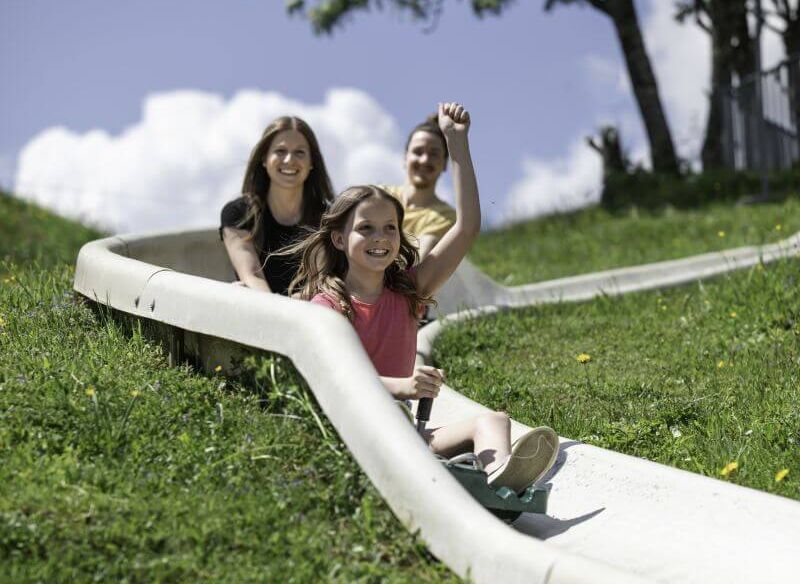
[[282, 185, 435, 321], [238, 116, 334, 239]]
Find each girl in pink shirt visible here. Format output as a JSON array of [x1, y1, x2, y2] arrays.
[[286, 103, 557, 494]]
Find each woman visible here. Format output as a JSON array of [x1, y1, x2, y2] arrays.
[[220, 116, 334, 295], [382, 114, 457, 262]]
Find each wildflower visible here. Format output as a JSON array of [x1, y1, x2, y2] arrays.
[[730, 311, 737, 318], [661, 305, 667, 311], [775, 224, 782, 232], [775, 468, 789, 482], [576, 353, 591, 364], [130, 389, 141, 398], [214, 365, 223, 373], [85, 386, 96, 398], [0, 315, 5, 326], [719, 461, 739, 477], [717, 360, 725, 368], [717, 230, 726, 238]]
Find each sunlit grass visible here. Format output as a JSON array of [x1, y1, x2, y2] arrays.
[[0, 194, 455, 583], [433, 258, 800, 499], [471, 197, 800, 284]]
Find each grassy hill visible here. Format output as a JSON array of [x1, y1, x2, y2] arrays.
[[0, 192, 456, 583], [440, 197, 800, 499], [470, 196, 800, 284], [4, 189, 798, 581]]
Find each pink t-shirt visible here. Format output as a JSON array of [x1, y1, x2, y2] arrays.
[[311, 287, 417, 378]]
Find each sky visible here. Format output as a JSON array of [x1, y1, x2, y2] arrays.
[[0, 0, 787, 232]]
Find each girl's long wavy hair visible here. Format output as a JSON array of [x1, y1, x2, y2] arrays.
[[284, 185, 435, 322], [238, 116, 334, 240]]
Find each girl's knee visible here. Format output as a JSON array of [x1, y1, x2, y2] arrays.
[[475, 411, 510, 433]]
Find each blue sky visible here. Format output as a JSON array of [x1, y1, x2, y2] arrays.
[[0, 1, 784, 230]]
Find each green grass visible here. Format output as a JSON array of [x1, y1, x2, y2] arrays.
[[433, 258, 800, 499], [471, 197, 800, 285], [0, 191, 103, 266], [0, 193, 456, 583]]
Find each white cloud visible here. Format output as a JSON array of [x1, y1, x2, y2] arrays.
[[498, 139, 603, 227], [14, 88, 406, 232]]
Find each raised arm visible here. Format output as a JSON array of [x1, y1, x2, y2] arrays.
[[415, 102, 480, 298], [221, 227, 272, 293]]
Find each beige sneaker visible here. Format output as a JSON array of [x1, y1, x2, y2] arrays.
[[488, 426, 559, 494]]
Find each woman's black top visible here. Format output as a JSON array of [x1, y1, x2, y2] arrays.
[[219, 197, 307, 296]]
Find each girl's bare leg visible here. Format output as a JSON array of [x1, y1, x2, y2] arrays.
[[426, 412, 512, 473]]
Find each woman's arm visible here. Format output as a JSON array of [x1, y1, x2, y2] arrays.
[[221, 227, 272, 293], [414, 102, 480, 298]]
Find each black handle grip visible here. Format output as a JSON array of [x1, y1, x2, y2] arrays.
[[417, 397, 433, 423]]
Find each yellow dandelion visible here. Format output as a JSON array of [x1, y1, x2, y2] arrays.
[[130, 389, 141, 398], [730, 311, 737, 318], [775, 224, 782, 232], [717, 360, 725, 369], [214, 365, 223, 373], [717, 230, 726, 238], [719, 461, 739, 477], [775, 468, 789, 482], [85, 386, 96, 398], [576, 353, 591, 364], [0, 315, 5, 326]]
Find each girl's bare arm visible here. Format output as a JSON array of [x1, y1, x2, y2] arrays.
[[416, 233, 440, 263], [221, 227, 272, 293], [415, 102, 480, 298]]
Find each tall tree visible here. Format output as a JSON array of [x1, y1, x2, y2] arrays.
[[762, 1, 799, 135], [287, 0, 682, 174], [676, 1, 756, 170]]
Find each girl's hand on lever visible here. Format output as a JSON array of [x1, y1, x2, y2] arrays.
[[380, 366, 445, 401]]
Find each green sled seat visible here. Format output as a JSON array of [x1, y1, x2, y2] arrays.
[[440, 453, 549, 524]]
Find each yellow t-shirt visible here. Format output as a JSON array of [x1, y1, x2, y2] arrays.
[[383, 185, 456, 240]]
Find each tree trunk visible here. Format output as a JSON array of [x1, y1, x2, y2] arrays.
[[699, 0, 755, 171], [783, 25, 800, 148], [606, 0, 680, 174]]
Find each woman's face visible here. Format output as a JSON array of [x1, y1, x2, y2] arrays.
[[405, 131, 446, 189], [263, 129, 313, 190]]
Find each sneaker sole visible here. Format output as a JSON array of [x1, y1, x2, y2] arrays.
[[489, 426, 559, 494]]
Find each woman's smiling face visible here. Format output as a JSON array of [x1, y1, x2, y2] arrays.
[[263, 129, 312, 189], [332, 196, 401, 275], [405, 131, 446, 189]]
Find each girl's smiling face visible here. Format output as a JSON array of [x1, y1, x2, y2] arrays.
[[332, 196, 401, 275]]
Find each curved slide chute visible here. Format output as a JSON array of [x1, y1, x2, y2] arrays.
[[75, 228, 800, 583]]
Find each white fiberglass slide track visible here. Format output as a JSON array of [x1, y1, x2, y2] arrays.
[[74, 228, 800, 584]]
